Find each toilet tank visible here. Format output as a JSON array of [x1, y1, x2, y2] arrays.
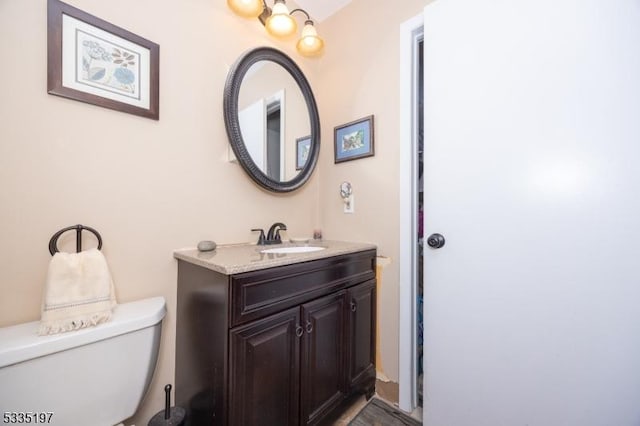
[[0, 297, 166, 426]]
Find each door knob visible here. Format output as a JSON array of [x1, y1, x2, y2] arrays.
[[427, 233, 445, 249]]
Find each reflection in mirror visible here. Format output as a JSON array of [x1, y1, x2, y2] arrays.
[[224, 47, 320, 193], [238, 61, 311, 182]]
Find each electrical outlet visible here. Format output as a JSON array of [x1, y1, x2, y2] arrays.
[[344, 195, 354, 214]]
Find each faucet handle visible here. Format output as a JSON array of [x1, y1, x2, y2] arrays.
[[251, 228, 266, 245], [275, 228, 285, 243]]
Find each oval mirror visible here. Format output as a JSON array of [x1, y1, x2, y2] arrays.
[[224, 47, 320, 192]]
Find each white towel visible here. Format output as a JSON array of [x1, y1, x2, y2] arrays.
[[39, 248, 117, 335]]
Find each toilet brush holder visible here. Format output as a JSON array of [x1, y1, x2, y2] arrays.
[[148, 384, 186, 426]]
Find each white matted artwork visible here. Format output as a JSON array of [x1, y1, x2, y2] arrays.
[[48, 0, 159, 119], [62, 15, 149, 109]]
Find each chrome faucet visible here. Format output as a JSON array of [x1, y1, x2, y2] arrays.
[[266, 222, 287, 245]]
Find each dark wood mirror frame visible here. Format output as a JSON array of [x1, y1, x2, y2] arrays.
[[223, 47, 320, 193]]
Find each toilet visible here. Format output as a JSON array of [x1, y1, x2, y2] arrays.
[[0, 296, 166, 426]]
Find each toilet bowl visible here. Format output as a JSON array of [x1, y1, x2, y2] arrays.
[[0, 296, 166, 426]]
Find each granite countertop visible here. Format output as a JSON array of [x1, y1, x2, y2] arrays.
[[173, 240, 377, 275]]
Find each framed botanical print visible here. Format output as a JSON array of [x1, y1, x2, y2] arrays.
[[47, 0, 160, 119]]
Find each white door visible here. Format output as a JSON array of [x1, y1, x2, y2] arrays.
[[422, 1, 640, 425], [239, 98, 266, 170]]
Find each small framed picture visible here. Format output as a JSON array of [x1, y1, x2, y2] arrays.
[[47, 0, 160, 120], [296, 136, 311, 170], [334, 115, 375, 163]]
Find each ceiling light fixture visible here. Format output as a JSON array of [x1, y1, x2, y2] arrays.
[[227, 0, 325, 57]]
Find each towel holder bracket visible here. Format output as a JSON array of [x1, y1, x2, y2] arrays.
[[48, 224, 103, 256]]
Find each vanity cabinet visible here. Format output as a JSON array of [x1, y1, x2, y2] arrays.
[[228, 306, 301, 426], [175, 248, 376, 426]]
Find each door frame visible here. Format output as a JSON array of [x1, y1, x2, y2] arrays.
[[398, 11, 424, 414], [265, 89, 286, 181]]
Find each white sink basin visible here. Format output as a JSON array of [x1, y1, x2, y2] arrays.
[[261, 246, 326, 254]]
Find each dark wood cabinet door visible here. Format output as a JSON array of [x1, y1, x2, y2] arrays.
[[300, 291, 347, 425], [346, 279, 376, 394], [229, 306, 301, 426]]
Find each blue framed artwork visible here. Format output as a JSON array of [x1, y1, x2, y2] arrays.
[[334, 115, 375, 163], [296, 136, 311, 170]]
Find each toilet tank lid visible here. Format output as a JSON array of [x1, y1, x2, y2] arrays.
[[0, 296, 166, 369]]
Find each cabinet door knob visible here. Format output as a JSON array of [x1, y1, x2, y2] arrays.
[[350, 301, 357, 312], [305, 320, 313, 334], [295, 325, 304, 337]]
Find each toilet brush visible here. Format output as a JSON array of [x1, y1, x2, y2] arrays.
[[148, 384, 186, 426]]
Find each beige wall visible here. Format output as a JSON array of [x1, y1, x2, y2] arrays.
[[316, 0, 432, 383], [0, 0, 319, 423], [0, 0, 433, 421]]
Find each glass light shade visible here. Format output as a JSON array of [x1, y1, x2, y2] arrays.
[[227, 0, 263, 18], [296, 22, 324, 56], [265, 2, 297, 38]]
